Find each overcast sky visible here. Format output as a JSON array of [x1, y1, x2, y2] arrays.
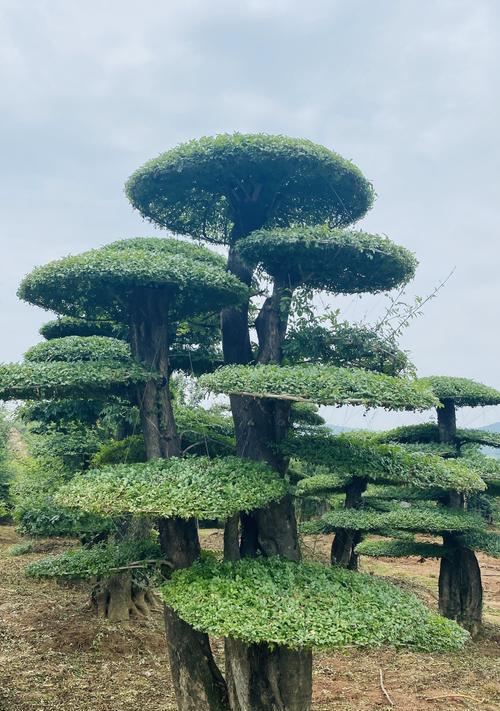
[[1, 0, 499, 430]]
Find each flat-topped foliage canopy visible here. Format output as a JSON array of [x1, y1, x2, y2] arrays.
[[420, 376, 500, 408], [24, 336, 132, 364], [161, 556, 468, 651], [302, 507, 485, 535], [18, 237, 248, 321], [284, 432, 485, 493], [378, 422, 500, 449], [200, 364, 438, 410], [0, 360, 153, 401], [26, 539, 161, 581], [56, 456, 286, 520], [355, 539, 446, 559], [236, 226, 417, 293], [125, 134, 374, 242], [40, 317, 128, 341]]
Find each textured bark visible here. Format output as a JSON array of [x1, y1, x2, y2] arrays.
[[222, 241, 311, 710], [255, 280, 293, 365], [93, 571, 159, 621], [437, 399, 457, 445], [223, 514, 240, 562], [225, 639, 312, 711], [331, 478, 367, 570], [129, 288, 228, 711], [159, 518, 229, 711], [439, 534, 483, 637]]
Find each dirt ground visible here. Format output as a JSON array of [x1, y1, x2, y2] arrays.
[[0, 526, 498, 711]]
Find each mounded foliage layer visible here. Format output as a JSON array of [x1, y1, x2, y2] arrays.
[[379, 422, 500, 449], [355, 539, 447, 559], [56, 456, 287, 520], [236, 226, 417, 293], [0, 361, 153, 400], [200, 364, 438, 410], [18, 237, 248, 321], [125, 133, 375, 242], [302, 507, 486, 535], [284, 432, 486, 493], [420, 376, 500, 408], [40, 317, 128, 341], [24, 336, 132, 364], [161, 556, 468, 651], [26, 539, 161, 580]]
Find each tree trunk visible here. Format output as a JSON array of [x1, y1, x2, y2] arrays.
[[159, 518, 229, 710], [93, 570, 159, 621], [225, 639, 312, 711], [437, 399, 457, 445], [438, 533, 483, 637], [221, 243, 312, 709], [331, 478, 367, 570], [129, 287, 229, 711]]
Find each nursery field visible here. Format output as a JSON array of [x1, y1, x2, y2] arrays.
[[1, 525, 498, 711]]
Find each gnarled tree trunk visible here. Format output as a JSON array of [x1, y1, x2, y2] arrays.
[[130, 287, 229, 711], [222, 239, 313, 710], [331, 478, 367, 570], [439, 533, 483, 637]]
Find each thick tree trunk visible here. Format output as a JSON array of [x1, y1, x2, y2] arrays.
[[222, 243, 312, 710], [129, 288, 229, 711], [437, 399, 457, 445], [225, 639, 312, 711], [255, 279, 293, 365], [439, 534, 483, 637], [159, 518, 229, 710], [331, 478, 367, 570], [93, 570, 159, 621]]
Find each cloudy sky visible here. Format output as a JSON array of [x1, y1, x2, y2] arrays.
[[1, 0, 499, 430]]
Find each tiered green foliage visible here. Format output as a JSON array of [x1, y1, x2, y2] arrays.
[[18, 238, 248, 321], [302, 507, 486, 535], [126, 134, 375, 240], [236, 226, 417, 293], [285, 432, 485, 493], [420, 377, 500, 408], [56, 457, 287, 520], [200, 364, 438, 409], [161, 556, 468, 651], [26, 539, 161, 580]]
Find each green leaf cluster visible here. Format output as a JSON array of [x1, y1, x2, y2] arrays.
[[56, 456, 287, 520], [285, 432, 485, 493], [0, 360, 153, 401], [24, 336, 132, 364], [355, 539, 446, 559], [40, 316, 128, 341], [302, 507, 485, 535], [161, 556, 468, 651], [18, 237, 248, 322], [125, 133, 374, 242], [236, 226, 417, 293], [26, 539, 161, 580], [420, 376, 500, 408], [200, 364, 438, 410]]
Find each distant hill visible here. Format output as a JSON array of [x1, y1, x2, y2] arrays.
[[481, 422, 500, 433], [327, 424, 358, 434]]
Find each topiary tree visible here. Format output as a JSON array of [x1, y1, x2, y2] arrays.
[[286, 429, 486, 570], [126, 133, 464, 711], [17, 236, 251, 709], [375, 376, 500, 635]]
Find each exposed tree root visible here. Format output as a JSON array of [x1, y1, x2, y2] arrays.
[[92, 571, 160, 622]]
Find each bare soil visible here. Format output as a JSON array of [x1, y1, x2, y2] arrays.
[[0, 526, 498, 711]]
